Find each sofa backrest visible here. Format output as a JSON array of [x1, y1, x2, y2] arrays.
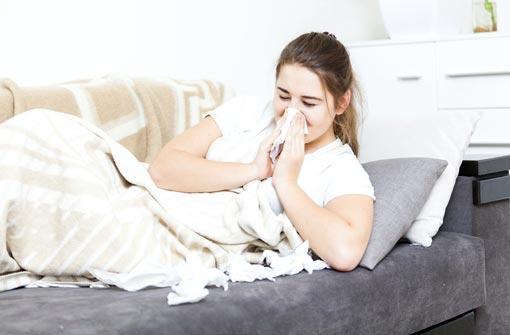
[[0, 75, 235, 162]]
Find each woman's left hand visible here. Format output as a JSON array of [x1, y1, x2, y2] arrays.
[[272, 113, 306, 189]]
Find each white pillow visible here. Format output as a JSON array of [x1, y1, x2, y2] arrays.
[[358, 111, 482, 247]]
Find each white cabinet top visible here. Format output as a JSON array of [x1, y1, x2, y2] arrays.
[[346, 32, 510, 48]]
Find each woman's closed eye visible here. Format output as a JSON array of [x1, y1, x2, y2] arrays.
[[278, 95, 316, 107]]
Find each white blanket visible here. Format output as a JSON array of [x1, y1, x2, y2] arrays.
[[0, 108, 328, 305]]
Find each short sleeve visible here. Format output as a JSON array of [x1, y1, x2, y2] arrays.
[[322, 156, 376, 206], [203, 95, 266, 137]]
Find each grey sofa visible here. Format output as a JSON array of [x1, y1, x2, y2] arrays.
[[1, 154, 509, 335]]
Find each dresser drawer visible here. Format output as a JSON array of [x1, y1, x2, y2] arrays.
[[349, 42, 436, 116], [436, 37, 510, 109]]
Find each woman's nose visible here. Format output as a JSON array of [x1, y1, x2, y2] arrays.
[[288, 98, 300, 110], [283, 99, 300, 112]]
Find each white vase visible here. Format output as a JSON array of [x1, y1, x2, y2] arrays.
[[378, 0, 472, 39]]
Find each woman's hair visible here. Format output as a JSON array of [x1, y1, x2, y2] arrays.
[[275, 31, 364, 157]]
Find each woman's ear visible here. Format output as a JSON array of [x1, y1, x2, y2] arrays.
[[336, 89, 351, 115]]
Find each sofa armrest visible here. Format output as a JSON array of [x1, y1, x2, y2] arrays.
[[459, 154, 510, 205], [441, 154, 510, 234], [441, 154, 510, 334]]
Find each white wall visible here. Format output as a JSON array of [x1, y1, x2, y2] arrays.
[[0, 0, 387, 99]]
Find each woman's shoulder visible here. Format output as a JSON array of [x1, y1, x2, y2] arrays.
[[321, 144, 376, 203], [230, 94, 266, 101], [221, 95, 271, 109], [219, 95, 272, 121], [204, 95, 272, 136], [325, 143, 371, 179]]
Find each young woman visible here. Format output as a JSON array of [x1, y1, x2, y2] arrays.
[[148, 32, 376, 272]]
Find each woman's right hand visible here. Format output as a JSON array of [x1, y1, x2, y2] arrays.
[[250, 109, 288, 181]]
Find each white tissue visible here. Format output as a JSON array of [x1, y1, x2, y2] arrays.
[[88, 242, 329, 306], [262, 240, 329, 276], [223, 240, 329, 282], [270, 107, 309, 164], [223, 253, 277, 282]]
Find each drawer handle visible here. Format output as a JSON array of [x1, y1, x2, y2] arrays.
[[470, 141, 510, 145], [396, 74, 422, 80], [446, 70, 510, 78]]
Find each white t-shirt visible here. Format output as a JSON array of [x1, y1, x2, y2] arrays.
[[203, 95, 376, 215]]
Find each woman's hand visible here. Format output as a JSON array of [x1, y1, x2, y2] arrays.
[[272, 113, 305, 188], [250, 109, 288, 181]]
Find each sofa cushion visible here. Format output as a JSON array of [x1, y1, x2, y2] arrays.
[[360, 157, 448, 270], [0, 231, 485, 335]]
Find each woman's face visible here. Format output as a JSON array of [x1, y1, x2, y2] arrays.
[[273, 64, 345, 147]]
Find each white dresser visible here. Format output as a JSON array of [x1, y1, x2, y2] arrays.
[[347, 33, 510, 155]]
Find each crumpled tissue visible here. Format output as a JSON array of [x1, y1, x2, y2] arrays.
[[88, 240, 329, 306]]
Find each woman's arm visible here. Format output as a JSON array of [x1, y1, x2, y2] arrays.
[[274, 181, 374, 272], [150, 149, 258, 193], [270, 112, 374, 271], [149, 116, 258, 193]]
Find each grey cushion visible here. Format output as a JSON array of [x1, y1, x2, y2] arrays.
[[360, 157, 448, 270], [0, 232, 485, 335]]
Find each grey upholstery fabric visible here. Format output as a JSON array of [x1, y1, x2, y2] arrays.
[[360, 157, 448, 270], [0, 232, 484, 335], [442, 175, 510, 335], [441, 175, 474, 236]]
